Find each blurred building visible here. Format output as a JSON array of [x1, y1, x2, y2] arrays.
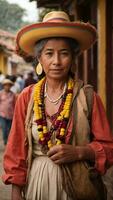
[[30, 0, 113, 130], [0, 29, 34, 76], [0, 29, 15, 74]]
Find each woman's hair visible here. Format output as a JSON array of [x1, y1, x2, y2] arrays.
[[34, 37, 80, 59], [34, 37, 80, 79]]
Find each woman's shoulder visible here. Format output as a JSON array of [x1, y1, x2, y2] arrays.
[[21, 84, 34, 95], [21, 84, 37, 96], [16, 84, 35, 104], [73, 79, 94, 97]]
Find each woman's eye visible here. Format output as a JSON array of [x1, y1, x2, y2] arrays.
[[62, 52, 68, 55], [61, 52, 70, 56], [45, 52, 52, 56]]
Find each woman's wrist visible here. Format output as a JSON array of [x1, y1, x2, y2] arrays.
[[75, 146, 95, 162]]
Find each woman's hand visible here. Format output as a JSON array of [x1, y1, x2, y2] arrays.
[[47, 144, 95, 164], [47, 144, 81, 164], [12, 184, 23, 200]]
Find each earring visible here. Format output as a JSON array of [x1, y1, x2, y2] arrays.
[[36, 63, 43, 75]]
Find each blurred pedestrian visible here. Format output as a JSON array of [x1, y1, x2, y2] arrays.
[[10, 75, 21, 95], [0, 79, 16, 145], [24, 71, 37, 88], [0, 70, 5, 90], [16, 74, 25, 91]]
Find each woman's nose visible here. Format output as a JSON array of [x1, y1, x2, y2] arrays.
[[53, 53, 60, 65]]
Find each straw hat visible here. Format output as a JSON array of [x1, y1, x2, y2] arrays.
[[16, 11, 97, 57], [2, 79, 14, 86]]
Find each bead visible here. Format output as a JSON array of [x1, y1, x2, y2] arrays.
[[39, 133, 43, 139], [40, 137, 45, 141], [56, 139, 61, 145]]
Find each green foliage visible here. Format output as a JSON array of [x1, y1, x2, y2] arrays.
[[0, 0, 30, 33]]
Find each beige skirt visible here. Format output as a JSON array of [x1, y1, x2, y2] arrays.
[[25, 117, 72, 200], [25, 155, 72, 200]]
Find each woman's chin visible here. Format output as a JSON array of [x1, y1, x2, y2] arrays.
[[47, 72, 68, 80], [49, 75, 67, 80]]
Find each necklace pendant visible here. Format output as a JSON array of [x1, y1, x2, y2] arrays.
[[51, 131, 57, 145], [41, 145, 48, 154]]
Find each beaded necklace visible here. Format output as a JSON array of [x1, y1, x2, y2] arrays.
[[33, 77, 74, 152]]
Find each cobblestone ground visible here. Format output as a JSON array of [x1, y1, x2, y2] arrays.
[[0, 132, 11, 200]]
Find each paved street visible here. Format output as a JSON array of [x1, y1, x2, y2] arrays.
[[0, 132, 11, 200]]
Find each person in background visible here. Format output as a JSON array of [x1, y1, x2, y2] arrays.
[[10, 75, 21, 95], [24, 71, 37, 88], [16, 74, 25, 92], [0, 70, 5, 90], [2, 11, 113, 200], [0, 79, 16, 145]]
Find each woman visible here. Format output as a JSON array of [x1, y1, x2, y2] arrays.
[[2, 11, 113, 200]]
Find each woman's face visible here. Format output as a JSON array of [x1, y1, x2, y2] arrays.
[[39, 38, 72, 80], [4, 84, 12, 92]]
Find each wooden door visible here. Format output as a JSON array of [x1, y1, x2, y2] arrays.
[[75, 1, 98, 91], [106, 0, 113, 130]]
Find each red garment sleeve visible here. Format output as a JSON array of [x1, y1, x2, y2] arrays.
[[2, 85, 33, 186], [88, 92, 113, 174]]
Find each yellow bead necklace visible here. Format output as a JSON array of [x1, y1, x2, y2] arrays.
[[33, 77, 74, 151]]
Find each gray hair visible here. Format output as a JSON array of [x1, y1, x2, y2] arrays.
[[34, 37, 80, 59]]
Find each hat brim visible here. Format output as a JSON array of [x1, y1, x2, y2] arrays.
[[3, 81, 13, 86], [16, 22, 97, 57]]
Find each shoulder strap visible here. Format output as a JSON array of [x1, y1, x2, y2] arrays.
[[83, 85, 94, 122], [69, 83, 94, 145]]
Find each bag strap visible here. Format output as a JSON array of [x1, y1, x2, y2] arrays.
[[83, 85, 94, 123], [68, 83, 94, 145]]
